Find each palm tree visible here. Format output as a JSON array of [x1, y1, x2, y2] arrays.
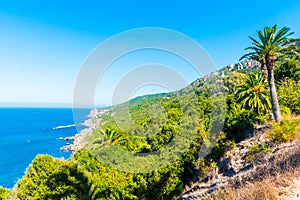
[[101, 128, 127, 146], [240, 52, 267, 76], [224, 72, 247, 93], [240, 25, 298, 122], [236, 72, 271, 115]]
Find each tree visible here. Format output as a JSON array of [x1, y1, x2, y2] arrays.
[[275, 44, 300, 81], [240, 25, 298, 122], [223, 72, 247, 93], [0, 187, 10, 199], [235, 72, 271, 115], [240, 52, 267, 76], [277, 78, 300, 114], [102, 128, 127, 146]]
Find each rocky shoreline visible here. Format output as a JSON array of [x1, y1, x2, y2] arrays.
[[60, 108, 102, 153]]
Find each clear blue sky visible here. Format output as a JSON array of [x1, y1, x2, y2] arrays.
[[0, 0, 299, 106]]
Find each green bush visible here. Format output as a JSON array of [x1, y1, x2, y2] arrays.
[[278, 79, 300, 114], [280, 105, 291, 117], [16, 155, 91, 200], [199, 132, 236, 173], [223, 98, 256, 142], [0, 187, 10, 199], [268, 118, 300, 143]]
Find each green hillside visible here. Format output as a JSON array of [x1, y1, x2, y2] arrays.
[[4, 25, 300, 200]]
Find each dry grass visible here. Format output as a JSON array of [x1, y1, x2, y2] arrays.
[[205, 179, 277, 200], [204, 168, 300, 200], [201, 115, 300, 200]]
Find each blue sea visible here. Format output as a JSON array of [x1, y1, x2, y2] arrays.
[[0, 108, 90, 188]]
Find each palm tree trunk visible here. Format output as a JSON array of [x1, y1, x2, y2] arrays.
[[261, 63, 268, 76], [266, 54, 282, 122]]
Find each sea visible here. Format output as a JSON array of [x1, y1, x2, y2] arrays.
[[0, 108, 90, 188]]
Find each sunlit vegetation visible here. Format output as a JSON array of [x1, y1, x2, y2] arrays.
[[268, 116, 300, 143], [235, 71, 271, 115], [7, 25, 300, 199], [0, 187, 10, 199], [240, 25, 299, 122]]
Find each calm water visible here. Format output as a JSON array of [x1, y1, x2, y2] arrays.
[[0, 108, 90, 188]]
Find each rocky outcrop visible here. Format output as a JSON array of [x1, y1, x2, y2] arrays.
[[178, 127, 300, 200], [60, 109, 105, 153]]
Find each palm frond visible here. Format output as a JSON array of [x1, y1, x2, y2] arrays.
[[258, 30, 266, 45]]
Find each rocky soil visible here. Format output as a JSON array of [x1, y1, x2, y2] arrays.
[[178, 126, 300, 200], [60, 108, 103, 153]]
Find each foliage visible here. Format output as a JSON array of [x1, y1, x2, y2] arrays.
[[73, 150, 139, 200], [241, 25, 297, 61], [12, 33, 300, 199], [246, 142, 272, 161], [13, 64, 269, 199], [199, 132, 236, 173], [223, 96, 256, 142], [240, 25, 299, 122], [268, 117, 300, 143], [14, 79, 224, 199], [0, 187, 10, 200], [16, 155, 91, 200], [277, 78, 300, 114], [279, 105, 291, 117], [223, 72, 247, 93], [275, 54, 300, 82], [235, 72, 271, 115]]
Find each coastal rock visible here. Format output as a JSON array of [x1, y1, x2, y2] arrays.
[[60, 109, 102, 153], [63, 136, 74, 141]]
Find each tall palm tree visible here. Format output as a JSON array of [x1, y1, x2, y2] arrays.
[[240, 25, 298, 122], [235, 72, 271, 115], [240, 52, 267, 76]]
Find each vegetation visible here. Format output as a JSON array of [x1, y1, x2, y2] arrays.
[[240, 25, 298, 122], [268, 117, 300, 143], [277, 79, 300, 114], [275, 41, 300, 82], [246, 142, 272, 161], [16, 155, 91, 199], [205, 164, 300, 200], [235, 71, 271, 115], [0, 187, 10, 200], [4, 25, 300, 199], [206, 179, 278, 200]]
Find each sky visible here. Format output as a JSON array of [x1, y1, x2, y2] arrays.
[[0, 0, 299, 106]]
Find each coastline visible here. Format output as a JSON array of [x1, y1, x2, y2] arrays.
[[60, 109, 101, 153]]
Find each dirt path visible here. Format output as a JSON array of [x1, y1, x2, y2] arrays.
[[283, 177, 300, 200]]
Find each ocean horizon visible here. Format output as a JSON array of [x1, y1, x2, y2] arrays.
[[0, 108, 90, 188]]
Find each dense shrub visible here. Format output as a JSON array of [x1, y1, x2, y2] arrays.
[[16, 155, 91, 200], [278, 79, 300, 114], [268, 117, 300, 143], [0, 187, 10, 199], [223, 98, 256, 142]]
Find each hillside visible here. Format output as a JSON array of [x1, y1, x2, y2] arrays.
[[0, 31, 300, 200], [178, 121, 300, 199], [4, 48, 300, 200]]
